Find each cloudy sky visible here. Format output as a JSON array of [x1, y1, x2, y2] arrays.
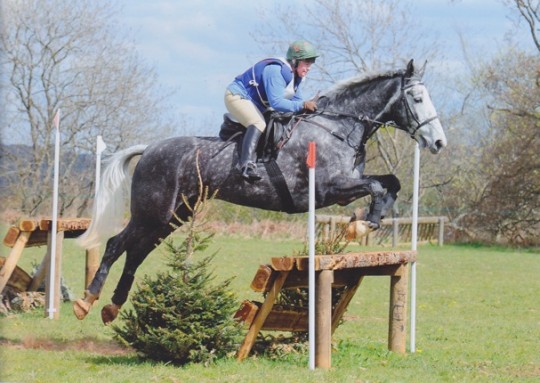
[[117, 0, 531, 135]]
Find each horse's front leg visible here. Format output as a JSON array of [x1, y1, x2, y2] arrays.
[[363, 174, 401, 219], [328, 176, 386, 229]]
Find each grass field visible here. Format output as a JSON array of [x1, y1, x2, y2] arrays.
[[1, 231, 539, 382]]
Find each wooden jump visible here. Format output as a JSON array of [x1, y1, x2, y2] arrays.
[[1, 218, 96, 319], [235, 250, 416, 368]]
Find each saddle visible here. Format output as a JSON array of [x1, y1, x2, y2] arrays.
[[219, 111, 297, 162]]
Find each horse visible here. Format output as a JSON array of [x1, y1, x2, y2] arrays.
[[73, 59, 447, 324]]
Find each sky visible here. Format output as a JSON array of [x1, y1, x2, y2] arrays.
[[117, 0, 532, 136]]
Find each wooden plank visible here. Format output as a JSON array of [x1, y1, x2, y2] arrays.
[[39, 218, 91, 232], [250, 265, 276, 292], [3, 226, 21, 247], [295, 251, 416, 271]]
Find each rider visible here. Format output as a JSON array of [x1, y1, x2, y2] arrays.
[[224, 40, 319, 181]]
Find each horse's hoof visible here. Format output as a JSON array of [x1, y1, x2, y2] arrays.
[[101, 304, 121, 325], [73, 299, 92, 320], [367, 221, 380, 230]]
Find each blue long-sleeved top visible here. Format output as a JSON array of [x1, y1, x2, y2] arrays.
[[227, 58, 305, 113]]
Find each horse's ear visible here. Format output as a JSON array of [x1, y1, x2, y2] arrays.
[[405, 59, 415, 77], [417, 60, 427, 79]]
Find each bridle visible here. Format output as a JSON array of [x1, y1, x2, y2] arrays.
[[401, 78, 439, 138]]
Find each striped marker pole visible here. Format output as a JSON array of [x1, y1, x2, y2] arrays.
[[307, 141, 316, 370]]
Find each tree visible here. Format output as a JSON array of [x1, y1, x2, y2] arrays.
[[0, 0, 177, 216]]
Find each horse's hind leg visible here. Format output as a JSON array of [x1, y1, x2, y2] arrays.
[[101, 202, 196, 324]]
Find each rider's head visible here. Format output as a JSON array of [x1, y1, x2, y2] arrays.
[[286, 40, 318, 67]]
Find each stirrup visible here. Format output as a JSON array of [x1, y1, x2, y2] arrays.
[[241, 162, 261, 181]]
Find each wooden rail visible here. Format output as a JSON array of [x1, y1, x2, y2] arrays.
[[316, 215, 448, 246], [235, 250, 416, 368]]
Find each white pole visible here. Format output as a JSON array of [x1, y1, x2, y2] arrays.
[[48, 109, 61, 319], [95, 135, 107, 197], [410, 142, 420, 351], [307, 142, 316, 370]]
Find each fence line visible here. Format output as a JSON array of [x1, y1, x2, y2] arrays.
[[316, 215, 448, 246]]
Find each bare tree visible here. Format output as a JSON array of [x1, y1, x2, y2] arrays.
[[0, 0, 178, 217], [509, 0, 540, 52]]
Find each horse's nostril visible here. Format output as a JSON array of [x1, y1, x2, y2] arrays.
[[435, 139, 444, 149]]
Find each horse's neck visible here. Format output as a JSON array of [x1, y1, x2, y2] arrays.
[[330, 76, 401, 122]]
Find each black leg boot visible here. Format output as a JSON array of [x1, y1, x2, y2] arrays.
[[238, 125, 262, 181]]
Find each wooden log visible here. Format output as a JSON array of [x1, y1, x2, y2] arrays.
[[0, 256, 32, 292], [3, 226, 21, 247], [0, 231, 31, 293], [388, 263, 408, 353], [271, 256, 296, 271], [28, 253, 48, 291], [331, 274, 364, 334], [18, 220, 40, 232], [250, 265, 276, 292], [316, 270, 333, 369], [234, 300, 259, 325], [235, 301, 309, 332]]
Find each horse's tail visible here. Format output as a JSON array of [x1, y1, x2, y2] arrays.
[[77, 144, 148, 249]]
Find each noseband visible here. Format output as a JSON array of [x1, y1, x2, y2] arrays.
[[401, 79, 439, 138]]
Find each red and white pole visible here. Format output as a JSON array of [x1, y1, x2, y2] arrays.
[[307, 141, 316, 370]]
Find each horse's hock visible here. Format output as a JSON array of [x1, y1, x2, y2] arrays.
[[1, 218, 96, 319], [234, 250, 416, 368]]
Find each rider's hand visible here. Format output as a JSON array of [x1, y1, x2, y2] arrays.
[[303, 100, 318, 112]]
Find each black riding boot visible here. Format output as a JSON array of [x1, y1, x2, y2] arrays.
[[239, 125, 262, 181]]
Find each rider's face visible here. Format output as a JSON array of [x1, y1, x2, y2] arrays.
[[296, 60, 314, 78]]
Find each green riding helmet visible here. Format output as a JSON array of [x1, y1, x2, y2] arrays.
[[286, 40, 319, 63]]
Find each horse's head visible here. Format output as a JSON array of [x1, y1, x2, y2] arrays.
[[399, 59, 447, 154]]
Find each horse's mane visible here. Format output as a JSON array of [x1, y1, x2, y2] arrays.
[[321, 69, 405, 100]]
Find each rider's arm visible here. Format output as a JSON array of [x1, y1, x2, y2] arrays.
[[262, 65, 304, 113]]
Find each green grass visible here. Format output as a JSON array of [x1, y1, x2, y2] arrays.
[[1, 232, 539, 382]]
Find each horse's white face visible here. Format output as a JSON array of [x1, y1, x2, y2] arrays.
[[405, 83, 447, 154]]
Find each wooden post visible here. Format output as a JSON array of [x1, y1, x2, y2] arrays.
[[315, 270, 333, 368], [438, 217, 445, 246], [85, 246, 100, 288], [388, 264, 408, 353], [0, 231, 31, 293], [44, 230, 64, 319], [392, 218, 399, 248], [28, 255, 48, 291]]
